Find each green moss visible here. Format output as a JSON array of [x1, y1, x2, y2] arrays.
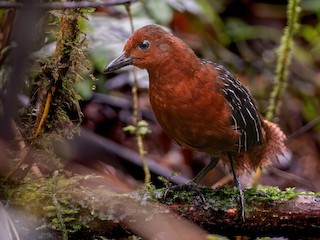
[[149, 184, 240, 211], [206, 234, 229, 240], [4, 172, 99, 238], [145, 181, 315, 213], [245, 186, 298, 203]]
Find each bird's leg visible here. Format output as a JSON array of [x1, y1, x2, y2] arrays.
[[192, 156, 220, 184], [227, 153, 245, 221]]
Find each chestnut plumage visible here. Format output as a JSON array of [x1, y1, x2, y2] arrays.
[[104, 24, 286, 219]]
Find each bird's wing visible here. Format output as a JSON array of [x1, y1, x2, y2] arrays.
[[207, 61, 263, 152]]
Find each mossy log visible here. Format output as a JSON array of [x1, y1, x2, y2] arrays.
[[1, 173, 320, 239]]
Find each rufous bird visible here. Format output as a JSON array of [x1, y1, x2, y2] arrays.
[[104, 24, 286, 220]]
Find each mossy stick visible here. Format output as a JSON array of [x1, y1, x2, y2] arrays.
[[253, 0, 301, 187], [266, 0, 301, 121], [125, 4, 151, 183]]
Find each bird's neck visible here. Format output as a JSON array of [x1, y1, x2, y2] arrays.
[[147, 50, 202, 85], [147, 53, 204, 113]]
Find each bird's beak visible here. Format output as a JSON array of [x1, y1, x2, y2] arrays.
[[103, 52, 134, 74]]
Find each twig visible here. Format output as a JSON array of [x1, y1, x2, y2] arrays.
[[286, 116, 320, 143], [0, 0, 138, 9], [32, 86, 56, 138], [125, 4, 151, 183], [266, 0, 301, 121], [253, 0, 301, 187]]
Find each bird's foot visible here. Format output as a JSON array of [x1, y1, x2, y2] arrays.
[[230, 177, 246, 222], [237, 186, 245, 222]]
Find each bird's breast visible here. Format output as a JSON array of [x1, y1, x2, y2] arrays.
[[148, 72, 239, 154]]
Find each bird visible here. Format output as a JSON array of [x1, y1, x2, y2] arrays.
[[103, 24, 286, 220]]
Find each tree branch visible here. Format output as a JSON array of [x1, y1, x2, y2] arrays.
[[169, 195, 320, 237], [0, 0, 138, 9], [5, 174, 320, 238]]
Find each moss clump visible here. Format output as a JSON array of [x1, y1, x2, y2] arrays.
[[4, 172, 99, 238], [2, 171, 136, 239], [246, 186, 299, 202], [147, 182, 310, 213], [147, 184, 240, 211]]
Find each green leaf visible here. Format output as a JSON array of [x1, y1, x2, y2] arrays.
[[123, 125, 137, 134], [137, 120, 151, 135]]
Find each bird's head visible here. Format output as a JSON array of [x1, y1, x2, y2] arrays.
[[103, 24, 198, 74]]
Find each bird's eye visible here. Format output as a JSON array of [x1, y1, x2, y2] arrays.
[[138, 40, 150, 50]]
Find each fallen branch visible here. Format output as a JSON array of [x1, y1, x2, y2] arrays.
[[3, 173, 320, 238], [169, 194, 320, 237], [0, 0, 137, 9]]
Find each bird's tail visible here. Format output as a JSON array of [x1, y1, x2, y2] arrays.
[[247, 120, 287, 170], [227, 120, 286, 172], [262, 120, 286, 161]]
